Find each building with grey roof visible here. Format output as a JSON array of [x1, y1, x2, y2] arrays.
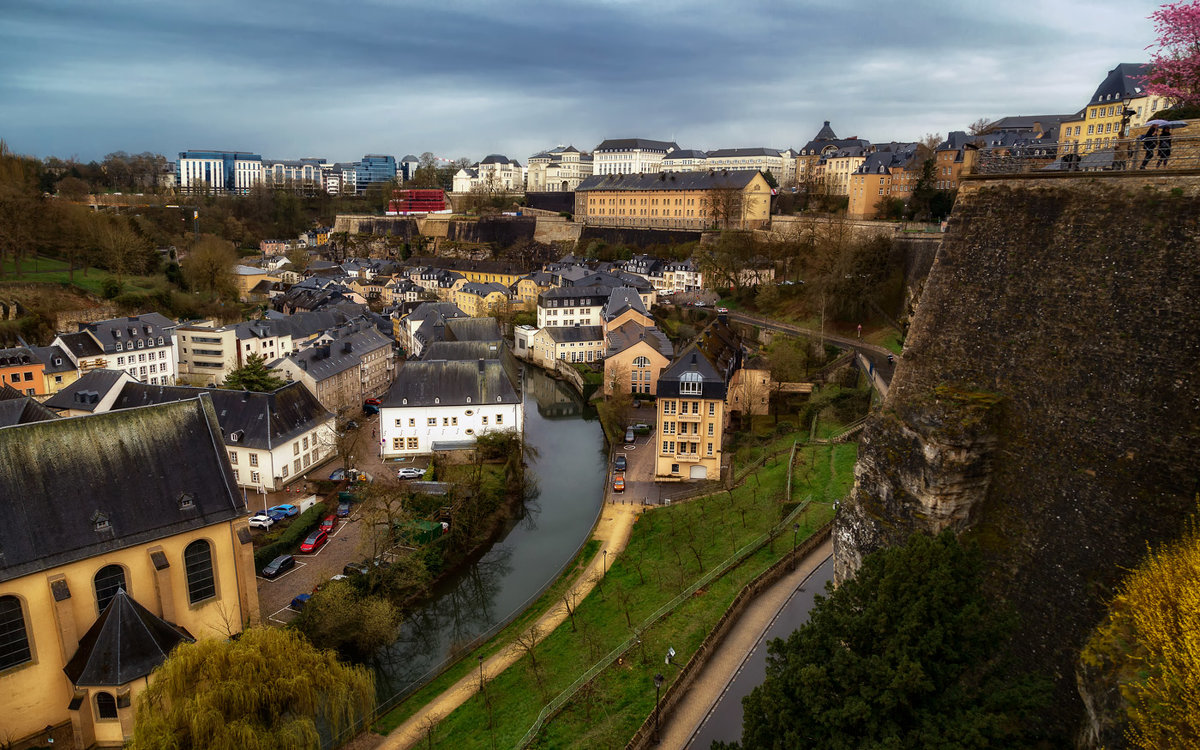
[[0, 396, 259, 746], [444, 316, 503, 343], [110, 380, 335, 491], [593, 138, 681, 176], [379, 359, 522, 456], [44, 368, 137, 415], [0, 383, 59, 425], [270, 319, 394, 415]]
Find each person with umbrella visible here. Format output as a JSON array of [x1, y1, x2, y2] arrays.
[[1139, 124, 1159, 169], [1157, 125, 1173, 168]]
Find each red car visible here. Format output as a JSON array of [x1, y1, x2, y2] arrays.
[[320, 515, 337, 533], [364, 398, 382, 406], [299, 529, 328, 553]]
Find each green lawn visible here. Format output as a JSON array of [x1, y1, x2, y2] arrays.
[[0, 256, 164, 298], [404, 440, 855, 749]]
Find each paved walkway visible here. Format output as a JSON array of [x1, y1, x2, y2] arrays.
[[657, 537, 834, 749], [377, 500, 644, 750]]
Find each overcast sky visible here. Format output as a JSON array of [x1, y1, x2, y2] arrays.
[[0, 0, 1165, 164]]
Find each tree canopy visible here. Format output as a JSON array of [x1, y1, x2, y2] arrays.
[[724, 531, 1048, 750], [130, 626, 374, 750], [1144, 0, 1200, 106], [222, 353, 287, 392], [1082, 521, 1200, 749]]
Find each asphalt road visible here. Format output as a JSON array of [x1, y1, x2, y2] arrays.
[[686, 555, 835, 749]]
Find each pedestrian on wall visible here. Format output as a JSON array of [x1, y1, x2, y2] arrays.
[[1139, 125, 1159, 169], [1156, 126, 1173, 168]]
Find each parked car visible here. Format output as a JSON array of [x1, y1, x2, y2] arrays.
[[261, 554, 295, 579], [624, 427, 635, 443], [693, 300, 707, 307], [267, 503, 298, 517], [290, 593, 311, 610], [343, 560, 370, 577], [337, 500, 352, 517], [320, 515, 337, 533], [248, 513, 275, 529], [613, 474, 625, 492], [364, 398, 382, 406], [363, 404, 380, 415], [265, 507, 289, 522], [300, 529, 328, 553], [716, 306, 729, 314], [631, 423, 650, 433], [614, 455, 627, 472], [397, 467, 424, 479], [344, 420, 360, 431]]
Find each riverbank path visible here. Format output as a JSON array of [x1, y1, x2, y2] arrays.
[[657, 536, 834, 749], [377, 500, 644, 750]]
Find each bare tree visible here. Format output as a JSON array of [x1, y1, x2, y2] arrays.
[[968, 117, 993, 136], [513, 623, 545, 687]]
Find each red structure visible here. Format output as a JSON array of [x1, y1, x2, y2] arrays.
[[387, 189, 447, 215]]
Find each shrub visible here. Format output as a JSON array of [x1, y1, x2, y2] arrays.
[[101, 278, 122, 298], [253, 504, 327, 569]]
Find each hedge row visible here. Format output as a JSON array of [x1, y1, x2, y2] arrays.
[[253, 504, 327, 570]]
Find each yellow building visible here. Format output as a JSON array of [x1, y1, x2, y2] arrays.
[[0, 397, 258, 748], [574, 170, 772, 231], [453, 282, 511, 318], [604, 322, 673, 396], [654, 347, 728, 481], [846, 143, 926, 220], [1057, 63, 1160, 157]]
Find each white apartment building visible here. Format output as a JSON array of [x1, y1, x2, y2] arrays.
[[72, 313, 179, 385], [704, 147, 796, 185], [526, 146, 594, 192], [536, 286, 612, 328], [593, 138, 680, 175], [379, 360, 523, 456], [176, 151, 263, 194]]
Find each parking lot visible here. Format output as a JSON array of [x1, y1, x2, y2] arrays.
[[608, 406, 659, 505], [254, 408, 433, 625]]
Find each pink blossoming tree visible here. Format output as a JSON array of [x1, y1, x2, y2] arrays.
[[1144, 1, 1200, 105]]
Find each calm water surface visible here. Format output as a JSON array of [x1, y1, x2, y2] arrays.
[[373, 367, 605, 702]]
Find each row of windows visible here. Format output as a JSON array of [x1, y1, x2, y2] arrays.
[[113, 337, 165, 352], [0, 540, 217, 672], [661, 399, 715, 416], [661, 420, 713, 436], [3, 371, 35, 383], [661, 441, 713, 456]]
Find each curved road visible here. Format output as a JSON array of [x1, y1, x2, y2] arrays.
[[655, 540, 835, 749]]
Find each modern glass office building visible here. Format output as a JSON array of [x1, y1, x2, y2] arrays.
[[355, 154, 397, 194]]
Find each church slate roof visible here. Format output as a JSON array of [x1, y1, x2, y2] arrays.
[[63, 589, 193, 687], [444, 317, 503, 343], [0, 397, 244, 585]]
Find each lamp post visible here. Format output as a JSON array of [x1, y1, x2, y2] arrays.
[[603, 548, 608, 576], [477, 654, 484, 692], [653, 673, 665, 742], [792, 522, 800, 570]]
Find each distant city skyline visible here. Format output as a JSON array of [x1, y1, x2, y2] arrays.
[[1, 0, 1166, 163]]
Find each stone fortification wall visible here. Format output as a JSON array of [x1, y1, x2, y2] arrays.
[[579, 225, 703, 248], [835, 173, 1200, 741], [330, 215, 421, 237]]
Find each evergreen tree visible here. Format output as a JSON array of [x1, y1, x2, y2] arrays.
[[221, 353, 287, 392], [722, 531, 1048, 750]]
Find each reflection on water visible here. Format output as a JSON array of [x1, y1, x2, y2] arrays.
[[373, 366, 605, 702]]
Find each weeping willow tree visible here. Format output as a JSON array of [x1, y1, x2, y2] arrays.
[[130, 626, 375, 750]]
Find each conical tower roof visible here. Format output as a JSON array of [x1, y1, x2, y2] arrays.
[[63, 589, 193, 687]]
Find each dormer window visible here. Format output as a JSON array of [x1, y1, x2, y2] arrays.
[[115, 343, 123, 352], [680, 371, 703, 395], [177, 492, 195, 510], [137, 340, 144, 349], [91, 510, 111, 532]]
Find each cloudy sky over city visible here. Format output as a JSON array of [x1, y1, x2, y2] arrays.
[[0, 0, 1167, 163]]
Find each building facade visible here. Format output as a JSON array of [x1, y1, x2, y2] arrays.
[[176, 150, 263, 194], [574, 170, 772, 231], [0, 397, 257, 748], [592, 138, 680, 175]]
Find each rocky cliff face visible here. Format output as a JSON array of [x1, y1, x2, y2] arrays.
[[835, 175, 1200, 742]]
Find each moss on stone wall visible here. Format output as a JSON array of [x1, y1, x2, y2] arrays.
[[835, 174, 1200, 743]]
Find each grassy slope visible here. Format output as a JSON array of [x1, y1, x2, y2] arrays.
[[407, 440, 856, 749]]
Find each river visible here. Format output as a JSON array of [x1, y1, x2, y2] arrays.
[[371, 366, 606, 705]]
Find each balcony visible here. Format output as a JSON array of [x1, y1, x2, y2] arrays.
[[677, 412, 701, 422]]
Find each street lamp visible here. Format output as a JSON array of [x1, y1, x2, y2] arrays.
[[602, 549, 608, 576], [477, 654, 485, 692], [792, 522, 800, 570], [653, 673, 665, 742]]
